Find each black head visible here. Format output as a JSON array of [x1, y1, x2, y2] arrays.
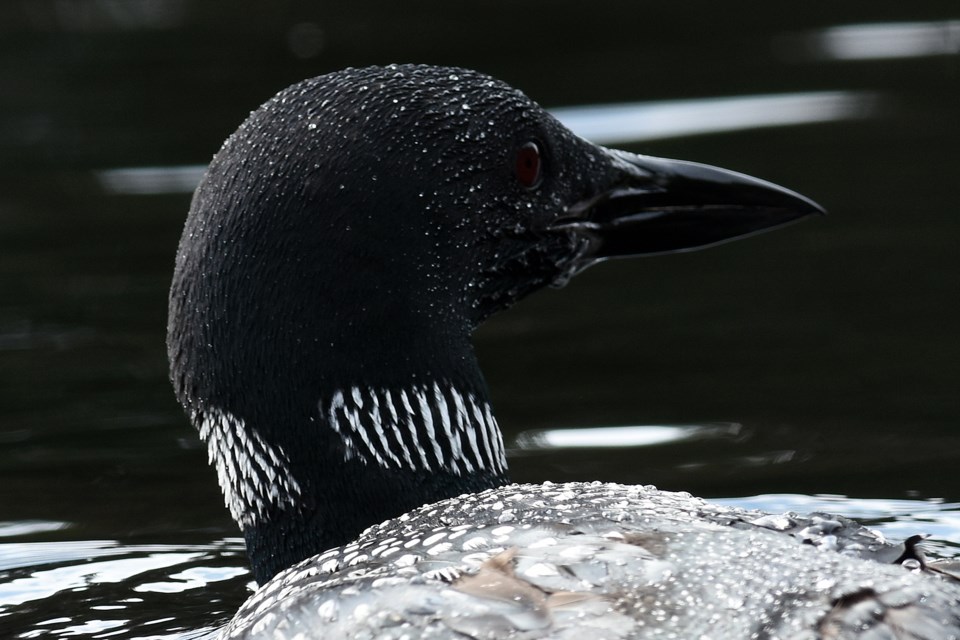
[[168, 64, 822, 582]]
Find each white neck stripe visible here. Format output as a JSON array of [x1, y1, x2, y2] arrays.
[[198, 408, 302, 527], [398, 388, 436, 469], [320, 384, 507, 476]]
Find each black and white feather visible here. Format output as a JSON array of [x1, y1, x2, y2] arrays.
[[220, 482, 960, 639], [323, 383, 507, 475]]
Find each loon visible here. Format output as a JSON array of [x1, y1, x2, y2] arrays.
[[168, 65, 960, 638]]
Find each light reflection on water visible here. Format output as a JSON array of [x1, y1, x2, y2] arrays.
[[797, 20, 960, 61], [0, 538, 247, 639], [717, 494, 960, 558], [0, 540, 247, 605], [0, 522, 69, 541], [96, 165, 207, 196], [514, 422, 741, 449], [551, 91, 876, 145]]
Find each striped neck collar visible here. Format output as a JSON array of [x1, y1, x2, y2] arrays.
[[197, 379, 510, 583], [323, 382, 508, 477]]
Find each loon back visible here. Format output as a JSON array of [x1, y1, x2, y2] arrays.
[[167, 65, 960, 638], [225, 483, 960, 639]]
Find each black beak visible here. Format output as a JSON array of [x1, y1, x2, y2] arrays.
[[554, 148, 825, 269]]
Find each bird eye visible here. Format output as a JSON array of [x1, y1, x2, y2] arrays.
[[515, 141, 542, 189]]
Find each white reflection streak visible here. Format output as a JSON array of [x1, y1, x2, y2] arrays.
[[717, 495, 960, 524], [812, 21, 960, 61], [96, 165, 207, 195], [551, 92, 873, 146], [536, 425, 693, 449], [0, 552, 200, 607], [137, 565, 249, 593], [0, 520, 69, 538]]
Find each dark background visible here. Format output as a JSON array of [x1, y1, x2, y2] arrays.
[[0, 2, 957, 638]]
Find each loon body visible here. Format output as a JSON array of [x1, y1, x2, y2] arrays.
[[168, 65, 960, 638]]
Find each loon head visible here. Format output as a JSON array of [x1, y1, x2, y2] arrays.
[[167, 64, 822, 584]]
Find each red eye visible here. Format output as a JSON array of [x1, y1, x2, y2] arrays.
[[515, 141, 542, 189]]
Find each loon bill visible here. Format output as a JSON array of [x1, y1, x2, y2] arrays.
[[167, 65, 960, 638]]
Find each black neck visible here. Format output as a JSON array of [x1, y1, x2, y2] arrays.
[[193, 362, 511, 583]]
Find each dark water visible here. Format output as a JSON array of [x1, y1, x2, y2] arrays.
[[1, 2, 958, 638]]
